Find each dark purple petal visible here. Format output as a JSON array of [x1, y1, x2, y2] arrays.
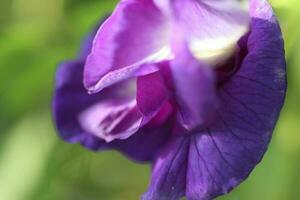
[[186, 1, 286, 196], [112, 103, 174, 162], [53, 60, 104, 144], [144, 0, 286, 199], [84, 0, 171, 93], [186, 121, 267, 199], [142, 136, 189, 200]]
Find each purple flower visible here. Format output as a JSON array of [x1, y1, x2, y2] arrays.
[[53, 0, 286, 199]]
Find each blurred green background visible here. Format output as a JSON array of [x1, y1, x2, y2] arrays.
[[0, 0, 299, 199]]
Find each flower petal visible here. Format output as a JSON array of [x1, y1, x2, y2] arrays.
[[78, 98, 144, 142], [53, 60, 140, 142], [78, 16, 109, 59], [199, 4, 286, 199], [80, 102, 173, 162], [112, 102, 174, 162], [53, 60, 102, 144], [137, 70, 170, 119], [142, 136, 189, 200], [84, 0, 171, 93], [144, 0, 286, 198], [172, 0, 250, 65], [53, 59, 173, 161], [171, 47, 218, 130], [186, 3, 285, 197], [53, 14, 175, 161]]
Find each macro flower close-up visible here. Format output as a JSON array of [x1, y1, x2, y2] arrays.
[[53, 0, 286, 199], [6, 0, 300, 199]]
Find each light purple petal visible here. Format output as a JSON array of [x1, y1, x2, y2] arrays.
[[78, 16, 109, 59], [78, 98, 144, 142], [84, 0, 171, 93], [171, 0, 249, 64], [172, 0, 249, 39], [171, 46, 218, 130]]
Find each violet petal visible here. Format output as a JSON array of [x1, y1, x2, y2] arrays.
[[142, 136, 189, 200], [53, 59, 173, 161], [137, 71, 170, 119], [171, 46, 218, 130], [144, 0, 286, 199], [84, 0, 171, 93], [157, 0, 249, 64]]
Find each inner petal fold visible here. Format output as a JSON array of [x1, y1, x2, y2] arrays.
[[79, 99, 143, 142]]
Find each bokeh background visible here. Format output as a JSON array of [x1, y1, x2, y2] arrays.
[[0, 0, 299, 199]]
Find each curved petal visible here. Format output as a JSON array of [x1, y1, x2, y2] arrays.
[[137, 71, 170, 118], [84, 0, 171, 93], [53, 60, 101, 144], [171, 46, 218, 130], [53, 60, 142, 143], [78, 98, 144, 142], [171, 0, 250, 65], [185, 2, 285, 197], [144, 0, 286, 199], [78, 16, 109, 59]]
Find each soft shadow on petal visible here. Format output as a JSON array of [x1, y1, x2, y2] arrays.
[[112, 106, 174, 162], [78, 98, 143, 142], [137, 71, 170, 119], [171, 47, 218, 131], [84, 0, 171, 93]]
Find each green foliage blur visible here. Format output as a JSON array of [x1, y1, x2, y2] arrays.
[[0, 0, 299, 199]]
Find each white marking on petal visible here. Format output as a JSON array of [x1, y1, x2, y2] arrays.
[[179, 0, 250, 66], [141, 46, 173, 63], [78, 100, 141, 142], [189, 24, 248, 65]]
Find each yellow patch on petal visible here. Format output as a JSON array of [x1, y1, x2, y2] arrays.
[[188, 0, 250, 66], [189, 24, 249, 66]]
